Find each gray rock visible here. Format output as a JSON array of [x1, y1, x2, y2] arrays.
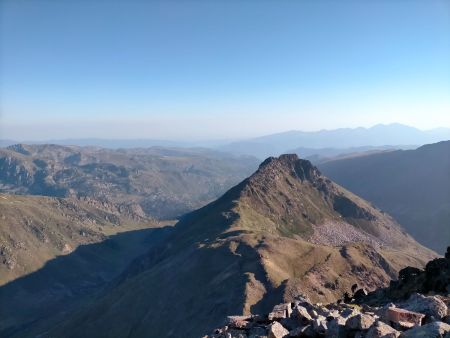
[[293, 305, 313, 324], [366, 321, 400, 338], [268, 322, 290, 338], [346, 314, 376, 330], [402, 294, 448, 320], [400, 321, 450, 338]]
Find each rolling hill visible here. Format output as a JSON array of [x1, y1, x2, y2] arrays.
[[15, 154, 435, 338], [319, 141, 450, 254]]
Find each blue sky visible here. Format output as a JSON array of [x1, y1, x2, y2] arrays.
[[1, 0, 449, 140]]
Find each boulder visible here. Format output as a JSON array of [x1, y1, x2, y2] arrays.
[[346, 314, 376, 330], [293, 305, 313, 324], [382, 307, 425, 328], [366, 321, 400, 338], [268, 322, 289, 338], [401, 294, 448, 319], [269, 304, 293, 320], [399, 321, 450, 338]]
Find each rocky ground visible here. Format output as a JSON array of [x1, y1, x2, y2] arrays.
[[205, 247, 450, 338]]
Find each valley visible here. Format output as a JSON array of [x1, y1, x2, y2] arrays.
[[2, 154, 435, 338]]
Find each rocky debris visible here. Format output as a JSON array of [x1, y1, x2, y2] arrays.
[[366, 321, 400, 338], [399, 321, 450, 338], [206, 250, 450, 338], [205, 296, 448, 338]]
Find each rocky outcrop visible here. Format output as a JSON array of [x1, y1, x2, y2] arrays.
[[362, 247, 450, 305], [206, 249, 450, 338]]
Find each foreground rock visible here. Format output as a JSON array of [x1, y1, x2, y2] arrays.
[[205, 248, 450, 338]]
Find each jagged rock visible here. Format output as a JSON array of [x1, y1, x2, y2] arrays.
[[399, 321, 450, 338], [346, 313, 376, 330], [366, 321, 400, 338], [401, 294, 448, 319], [269, 303, 293, 320], [293, 305, 313, 324], [382, 307, 425, 329], [268, 322, 289, 338]]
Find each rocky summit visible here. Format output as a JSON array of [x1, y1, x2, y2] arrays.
[[17, 154, 435, 338], [206, 248, 450, 338]]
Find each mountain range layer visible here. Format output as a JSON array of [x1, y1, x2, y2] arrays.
[[319, 141, 450, 254], [12, 154, 435, 338], [219, 124, 450, 159]]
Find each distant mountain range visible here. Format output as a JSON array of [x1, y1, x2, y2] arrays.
[[8, 155, 434, 338], [319, 140, 450, 254], [3, 124, 449, 160], [219, 124, 450, 158]]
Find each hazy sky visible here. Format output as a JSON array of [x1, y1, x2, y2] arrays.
[[1, 0, 449, 140]]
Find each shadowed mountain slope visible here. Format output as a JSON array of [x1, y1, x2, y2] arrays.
[[19, 154, 436, 338], [0, 144, 258, 219], [319, 141, 450, 253], [0, 193, 173, 336]]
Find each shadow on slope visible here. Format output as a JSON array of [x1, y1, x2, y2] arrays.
[[0, 225, 174, 337]]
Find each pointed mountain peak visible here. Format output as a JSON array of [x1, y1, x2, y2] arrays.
[[254, 153, 322, 184]]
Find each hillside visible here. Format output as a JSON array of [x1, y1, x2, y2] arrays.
[[319, 141, 450, 253], [0, 193, 172, 336], [18, 155, 435, 338], [0, 144, 258, 219]]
